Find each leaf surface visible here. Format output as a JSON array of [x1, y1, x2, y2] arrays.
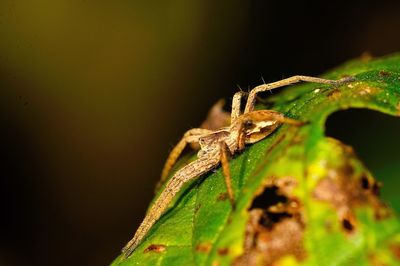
[[112, 54, 400, 266]]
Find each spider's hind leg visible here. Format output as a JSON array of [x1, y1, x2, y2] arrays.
[[156, 128, 212, 192]]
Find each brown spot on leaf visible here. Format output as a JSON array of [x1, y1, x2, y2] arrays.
[[235, 209, 305, 266], [391, 244, 400, 260], [143, 244, 166, 253], [275, 177, 299, 195], [196, 242, 211, 253], [379, 70, 391, 77], [235, 180, 305, 265], [217, 247, 229, 256], [368, 252, 388, 266], [357, 85, 379, 96], [313, 141, 391, 233], [327, 88, 341, 100], [313, 170, 378, 232], [217, 192, 229, 202]]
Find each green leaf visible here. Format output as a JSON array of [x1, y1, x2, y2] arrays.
[[111, 54, 400, 266]]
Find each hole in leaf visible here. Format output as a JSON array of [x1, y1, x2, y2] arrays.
[[360, 175, 370, 189], [250, 185, 293, 229], [259, 210, 292, 229], [250, 185, 288, 209], [239, 180, 305, 265], [325, 108, 400, 212], [341, 218, 354, 232]]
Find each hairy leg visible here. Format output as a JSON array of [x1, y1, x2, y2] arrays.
[[219, 141, 235, 209], [123, 154, 220, 257], [243, 110, 305, 126], [244, 75, 354, 113], [271, 114, 306, 126], [158, 128, 212, 191], [237, 122, 246, 151], [231, 91, 246, 123]]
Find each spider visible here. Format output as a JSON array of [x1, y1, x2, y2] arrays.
[[122, 75, 353, 257]]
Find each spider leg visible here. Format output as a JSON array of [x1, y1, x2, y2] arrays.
[[272, 114, 306, 126], [244, 75, 354, 113], [157, 128, 212, 191], [244, 110, 306, 126], [237, 122, 246, 151], [231, 91, 246, 123], [219, 141, 235, 209], [123, 154, 220, 257]]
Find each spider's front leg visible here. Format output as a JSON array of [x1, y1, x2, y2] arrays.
[[157, 128, 212, 191], [219, 141, 236, 209], [244, 75, 354, 113], [231, 91, 246, 123], [207, 91, 246, 206]]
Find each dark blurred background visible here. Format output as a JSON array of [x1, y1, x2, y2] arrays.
[[1, 0, 400, 265]]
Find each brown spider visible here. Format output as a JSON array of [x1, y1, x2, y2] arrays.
[[122, 75, 353, 257]]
